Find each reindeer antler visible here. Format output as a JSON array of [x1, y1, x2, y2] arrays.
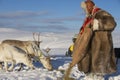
[[33, 32, 40, 42], [33, 32, 42, 48], [38, 32, 40, 42], [33, 32, 37, 42], [38, 32, 41, 49]]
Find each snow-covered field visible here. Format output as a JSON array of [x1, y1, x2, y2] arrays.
[[0, 28, 120, 80]]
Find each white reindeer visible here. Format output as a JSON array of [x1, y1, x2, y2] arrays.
[[1, 33, 53, 70], [0, 43, 34, 71]]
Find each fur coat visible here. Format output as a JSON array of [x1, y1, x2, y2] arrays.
[[73, 9, 117, 75]]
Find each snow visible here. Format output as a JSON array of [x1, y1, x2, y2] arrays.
[[0, 28, 120, 80]]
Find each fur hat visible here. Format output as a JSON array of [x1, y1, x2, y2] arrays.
[[81, 0, 95, 16], [81, 1, 86, 10], [81, 0, 95, 8]]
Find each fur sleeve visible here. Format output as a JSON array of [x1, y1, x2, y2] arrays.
[[95, 10, 116, 31]]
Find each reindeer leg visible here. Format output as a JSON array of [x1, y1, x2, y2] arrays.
[[4, 62, 8, 71], [26, 63, 35, 70], [24, 60, 34, 70], [0, 62, 3, 70], [8, 60, 15, 71], [17, 63, 24, 71]]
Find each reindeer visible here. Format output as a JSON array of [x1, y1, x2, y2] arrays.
[[0, 43, 34, 71], [1, 33, 53, 71]]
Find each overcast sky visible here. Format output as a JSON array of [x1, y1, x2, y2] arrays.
[[0, 0, 120, 33]]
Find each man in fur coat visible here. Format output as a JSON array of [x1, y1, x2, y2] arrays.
[[70, 0, 117, 75]]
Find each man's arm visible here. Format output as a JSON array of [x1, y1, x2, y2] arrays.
[[93, 10, 116, 31]]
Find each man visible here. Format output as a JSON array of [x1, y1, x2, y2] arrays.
[[71, 0, 117, 76]]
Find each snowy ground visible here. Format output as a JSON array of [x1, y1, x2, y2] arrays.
[[0, 55, 120, 80], [0, 28, 120, 80]]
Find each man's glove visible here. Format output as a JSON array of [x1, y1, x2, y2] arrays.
[[93, 19, 99, 31]]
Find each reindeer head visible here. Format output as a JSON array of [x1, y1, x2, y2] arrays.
[[40, 57, 53, 71], [32, 32, 53, 70]]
